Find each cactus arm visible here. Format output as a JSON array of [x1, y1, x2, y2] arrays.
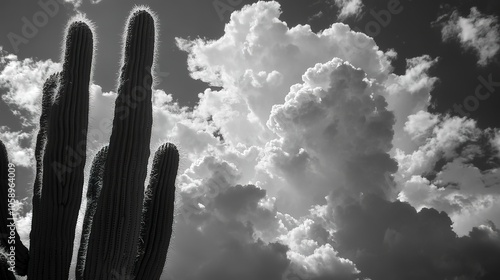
[[28, 73, 58, 274], [76, 146, 108, 280], [32, 73, 59, 205], [134, 143, 179, 279], [27, 21, 93, 280], [83, 9, 155, 279]]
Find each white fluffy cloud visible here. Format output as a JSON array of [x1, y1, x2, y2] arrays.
[[0, 50, 61, 125], [165, 1, 401, 277], [177, 0, 394, 148], [440, 7, 500, 66], [395, 112, 500, 235], [266, 58, 396, 205], [396, 114, 480, 178], [173, 2, 500, 278], [0, 127, 33, 167], [333, 0, 364, 20], [404, 110, 439, 141], [0, 49, 60, 167], [398, 161, 500, 236], [279, 218, 359, 279], [382, 55, 439, 154]]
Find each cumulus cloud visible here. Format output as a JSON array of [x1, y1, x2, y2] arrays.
[[165, 162, 291, 279], [439, 7, 500, 66], [333, 0, 364, 20], [382, 55, 439, 154], [266, 58, 397, 204], [330, 194, 500, 280], [175, 0, 405, 211], [0, 49, 60, 167], [171, 2, 500, 278], [0, 127, 33, 167], [177, 0, 394, 147], [279, 218, 359, 279], [0, 50, 61, 125], [404, 110, 440, 141], [396, 115, 480, 178], [394, 110, 500, 235], [396, 128, 500, 235], [398, 165, 500, 236]]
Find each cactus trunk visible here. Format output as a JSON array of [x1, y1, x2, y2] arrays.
[[83, 10, 155, 279], [28, 21, 93, 280]]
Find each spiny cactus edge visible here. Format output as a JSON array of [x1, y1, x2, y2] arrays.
[[0, 6, 178, 280]]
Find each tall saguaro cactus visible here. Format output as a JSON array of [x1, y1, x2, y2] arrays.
[[83, 9, 157, 279], [28, 20, 93, 280], [0, 7, 179, 280]]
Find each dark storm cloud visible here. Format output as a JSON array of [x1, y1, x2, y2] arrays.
[[167, 182, 290, 280], [331, 194, 500, 280]]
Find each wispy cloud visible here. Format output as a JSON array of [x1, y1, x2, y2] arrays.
[[438, 7, 500, 66], [64, 0, 103, 9], [334, 0, 364, 20]]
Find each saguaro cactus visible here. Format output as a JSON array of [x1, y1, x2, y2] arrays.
[[76, 145, 108, 279], [83, 9, 156, 279], [135, 143, 179, 279], [28, 19, 93, 280], [0, 7, 178, 280]]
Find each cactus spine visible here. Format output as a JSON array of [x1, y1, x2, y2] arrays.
[[0, 7, 178, 280]]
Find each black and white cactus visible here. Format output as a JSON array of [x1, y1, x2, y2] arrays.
[[0, 7, 178, 280]]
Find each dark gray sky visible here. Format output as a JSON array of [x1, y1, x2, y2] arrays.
[[2, 1, 500, 279], [1, 0, 239, 107]]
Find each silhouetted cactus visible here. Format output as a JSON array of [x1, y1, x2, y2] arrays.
[[27, 19, 93, 280], [135, 143, 178, 279], [76, 145, 108, 280], [82, 10, 156, 279], [0, 7, 178, 280], [0, 141, 29, 278]]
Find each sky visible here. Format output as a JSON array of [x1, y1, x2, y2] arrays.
[[1, 0, 500, 279]]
